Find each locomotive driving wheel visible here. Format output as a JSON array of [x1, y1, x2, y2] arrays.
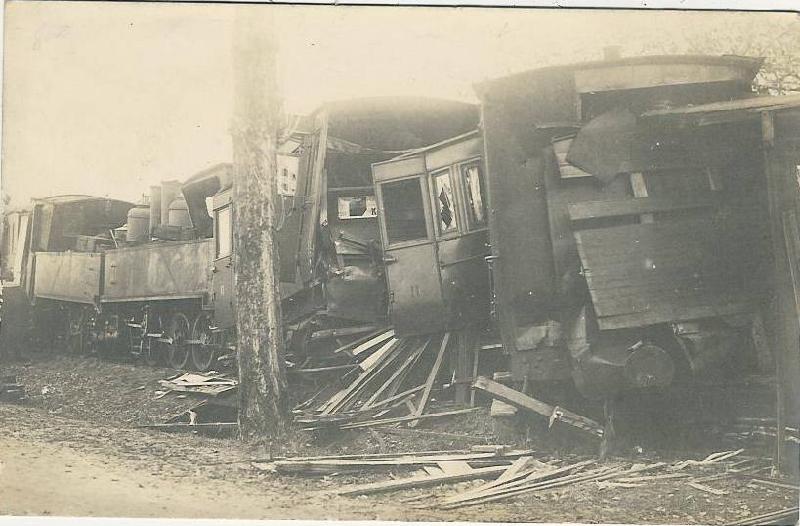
[[190, 314, 218, 372], [166, 312, 191, 370]]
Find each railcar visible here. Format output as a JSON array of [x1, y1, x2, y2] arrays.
[[371, 54, 794, 407]]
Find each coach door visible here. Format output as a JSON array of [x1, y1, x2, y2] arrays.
[[375, 166, 445, 336], [211, 190, 234, 329]]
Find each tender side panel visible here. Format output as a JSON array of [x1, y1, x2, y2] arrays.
[[33, 252, 102, 304], [575, 218, 763, 330], [102, 240, 213, 302]]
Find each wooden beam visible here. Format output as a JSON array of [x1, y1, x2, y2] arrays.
[[409, 332, 450, 428], [472, 376, 603, 437], [338, 464, 509, 496], [629, 172, 653, 223], [568, 195, 717, 223], [361, 338, 429, 409]]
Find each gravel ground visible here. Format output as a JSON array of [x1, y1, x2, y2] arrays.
[[1, 350, 798, 523]]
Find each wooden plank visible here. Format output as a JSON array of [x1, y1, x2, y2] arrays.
[[454, 330, 474, 405], [469, 346, 480, 407], [350, 329, 396, 356], [441, 459, 591, 506], [280, 449, 467, 463], [338, 464, 509, 496], [409, 332, 450, 428], [362, 385, 424, 411], [311, 325, 377, 341], [726, 506, 799, 526], [331, 328, 388, 355], [568, 195, 717, 223], [361, 338, 429, 409], [336, 407, 479, 430], [629, 173, 653, 223], [319, 341, 404, 414], [327, 340, 407, 413], [423, 465, 445, 476], [370, 426, 494, 443], [277, 452, 500, 473], [441, 460, 604, 508], [472, 376, 603, 437], [358, 337, 399, 371], [687, 481, 728, 496], [437, 461, 474, 476]]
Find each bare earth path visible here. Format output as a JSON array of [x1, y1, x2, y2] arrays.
[[1, 354, 797, 523]]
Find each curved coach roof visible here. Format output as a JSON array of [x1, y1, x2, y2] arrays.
[[474, 54, 764, 98], [323, 96, 480, 151]]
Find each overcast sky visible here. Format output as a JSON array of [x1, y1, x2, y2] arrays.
[[1, 2, 793, 205]]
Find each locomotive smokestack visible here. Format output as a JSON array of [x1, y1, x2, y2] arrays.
[[160, 180, 181, 227], [149, 185, 162, 236]]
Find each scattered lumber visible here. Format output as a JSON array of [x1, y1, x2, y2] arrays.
[[670, 449, 744, 471], [409, 332, 450, 427], [311, 325, 377, 342], [726, 506, 799, 526], [330, 407, 479, 431], [370, 426, 494, 443], [687, 481, 728, 496], [295, 332, 468, 432], [278, 448, 534, 476], [472, 376, 603, 437], [137, 422, 238, 434], [159, 372, 237, 397], [338, 464, 510, 496], [748, 477, 800, 491]]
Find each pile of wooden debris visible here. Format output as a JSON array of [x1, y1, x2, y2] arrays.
[[139, 371, 238, 434], [293, 331, 474, 431], [254, 446, 798, 525]]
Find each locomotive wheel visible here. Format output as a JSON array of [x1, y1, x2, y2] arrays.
[[166, 312, 191, 370], [190, 314, 217, 372]]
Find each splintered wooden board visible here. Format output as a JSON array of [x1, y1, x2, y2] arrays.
[[574, 218, 762, 330]]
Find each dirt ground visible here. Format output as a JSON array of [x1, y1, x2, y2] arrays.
[[1, 349, 798, 523]]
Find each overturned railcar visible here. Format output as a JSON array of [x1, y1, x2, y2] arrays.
[[475, 54, 779, 399]]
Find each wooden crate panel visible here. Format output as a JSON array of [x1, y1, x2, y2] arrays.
[[575, 218, 762, 330]]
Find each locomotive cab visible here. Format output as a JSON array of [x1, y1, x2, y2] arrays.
[[372, 130, 491, 336]]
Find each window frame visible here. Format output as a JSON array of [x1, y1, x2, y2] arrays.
[[429, 167, 462, 240], [457, 158, 489, 232], [214, 204, 233, 260], [377, 174, 434, 249]]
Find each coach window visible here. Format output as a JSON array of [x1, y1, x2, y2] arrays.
[[382, 178, 428, 245], [215, 205, 232, 258], [432, 169, 458, 236], [461, 162, 487, 229]]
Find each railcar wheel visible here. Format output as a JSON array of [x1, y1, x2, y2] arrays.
[[166, 312, 191, 370], [190, 314, 217, 372]]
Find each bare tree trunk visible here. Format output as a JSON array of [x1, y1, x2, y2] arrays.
[[231, 8, 288, 440]]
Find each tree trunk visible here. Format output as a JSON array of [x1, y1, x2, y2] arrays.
[[231, 8, 288, 440]]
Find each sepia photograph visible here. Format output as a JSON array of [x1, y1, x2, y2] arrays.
[[0, 1, 799, 524]]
